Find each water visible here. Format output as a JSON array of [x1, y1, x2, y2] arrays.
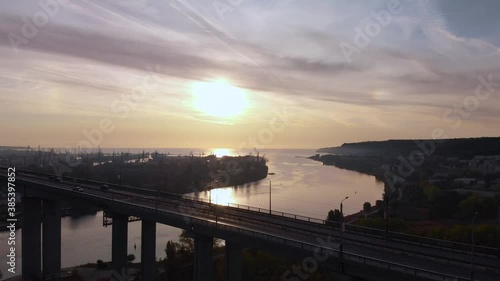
[[0, 149, 384, 278], [188, 149, 384, 218], [0, 214, 182, 278]]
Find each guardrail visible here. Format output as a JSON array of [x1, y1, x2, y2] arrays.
[[51, 179, 497, 272], [5, 167, 499, 258], [344, 224, 498, 257], [226, 203, 498, 257], [36, 174, 492, 273], [20, 177, 474, 281], [86, 180, 480, 281], [228, 202, 334, 225], [221, 205, 500, 272]]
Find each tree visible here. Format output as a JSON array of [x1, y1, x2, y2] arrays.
[[165, 241, 179, 280], [363, 202, 372, 213], [429, 191, 463, 219], [179, 230, 195, 253], [326, 209, 341, 226], [424, 185, 442, 202], [178, 229, 223, 251], [375, 200, 384, 216], [96, 259, 106, 269], [458, 195, 497, 219], [127, 254, 135, 262]]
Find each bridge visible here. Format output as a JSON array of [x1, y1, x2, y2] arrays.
[[2, 168, 500, 281]]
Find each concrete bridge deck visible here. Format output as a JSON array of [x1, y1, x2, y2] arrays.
[[2, 168, 499, 281]]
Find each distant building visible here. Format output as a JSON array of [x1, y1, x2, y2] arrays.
[[470, 155, 500, 174], [453, 178, 478, 186]]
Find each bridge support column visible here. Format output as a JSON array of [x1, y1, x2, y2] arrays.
[[112, 214, 128, 275], [42, 200, 61, 279], [225, 240, 243, 281], [22, 197, 42, 281], [193, 234, 213, 281], [141, 220, 156, 281]]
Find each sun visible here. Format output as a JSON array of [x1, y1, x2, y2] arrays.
[[192, 79, 248, 117]]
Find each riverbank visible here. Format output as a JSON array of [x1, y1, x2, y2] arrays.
[[309, 153, 384, 179], [64, 154, 268, 194]]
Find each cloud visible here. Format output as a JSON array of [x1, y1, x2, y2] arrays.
[[1, 0, 500, 147]]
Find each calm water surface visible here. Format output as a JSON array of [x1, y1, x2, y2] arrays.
[[0, 149, 384, 278]]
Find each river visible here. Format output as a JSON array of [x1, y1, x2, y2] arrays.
[[0, 148, 384, 278]]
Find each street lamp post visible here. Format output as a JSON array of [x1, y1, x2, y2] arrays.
[[269, 181, 272, 215], [471, 212, 478, 281], [215, 190, 219, 226], [119, 153, 123, 187], [209, 183, 212, 206], [384, 182, 390, 240], [86, 154, 89, 183], [340, 196, 349, 236], [339, 196, 349, 274], [497, 206, 500, 258], [156, 183, 159, 212]]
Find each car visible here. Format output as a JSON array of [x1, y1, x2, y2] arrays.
[[72, 186, 84, 192], [55, 177, 63, 183], [48, 176, 56, 180], [100, 184, 109, 191]]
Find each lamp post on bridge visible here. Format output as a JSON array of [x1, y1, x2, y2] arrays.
[[119, 153, 123, 187], [209, 180, 213, 206], [86, 153, 89, 183], [339, 196, 349, 274], [470, 212, 478, 281], [215, 189, 219, 226], [497, 206, 500, 258], [340, 196, 349, 237], [269, 180, 272, 215], [156, 176, 159, 212]]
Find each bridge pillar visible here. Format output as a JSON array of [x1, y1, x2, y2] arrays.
[[193, 234, 213, 281], [141, 220, 156, 281], [112, 214, 128, 275], [22, 197, 42, 281], [225, 240, 243, 281], [42, 200, 61, 279]]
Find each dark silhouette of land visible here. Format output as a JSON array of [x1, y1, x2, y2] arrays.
[[312, 137, 500, 248], [0, 148, 268, 229], [317, 137, 500, 158], [0, 148, 268, 193]]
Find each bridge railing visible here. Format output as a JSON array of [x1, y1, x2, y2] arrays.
[[174, 210, 473, 281], [227, 202, 332, 225], [8, 167, 498, 257], [226, 202, 498, 257], [11, 177, 486, 281], [25, 173, 498, 271], [344, 224, 498, 257]]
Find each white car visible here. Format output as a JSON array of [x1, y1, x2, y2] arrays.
[[72, 186, 84, 192]]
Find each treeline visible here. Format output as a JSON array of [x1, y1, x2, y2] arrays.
[[310, 154, 380, 176], [346, 185, 500, 247], [317, 137, 500, 158], [161, 231, 334, 281], [65, 155, 268, 193]]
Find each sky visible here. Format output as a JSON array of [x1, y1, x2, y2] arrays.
[[0, 0, 499, 150]]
